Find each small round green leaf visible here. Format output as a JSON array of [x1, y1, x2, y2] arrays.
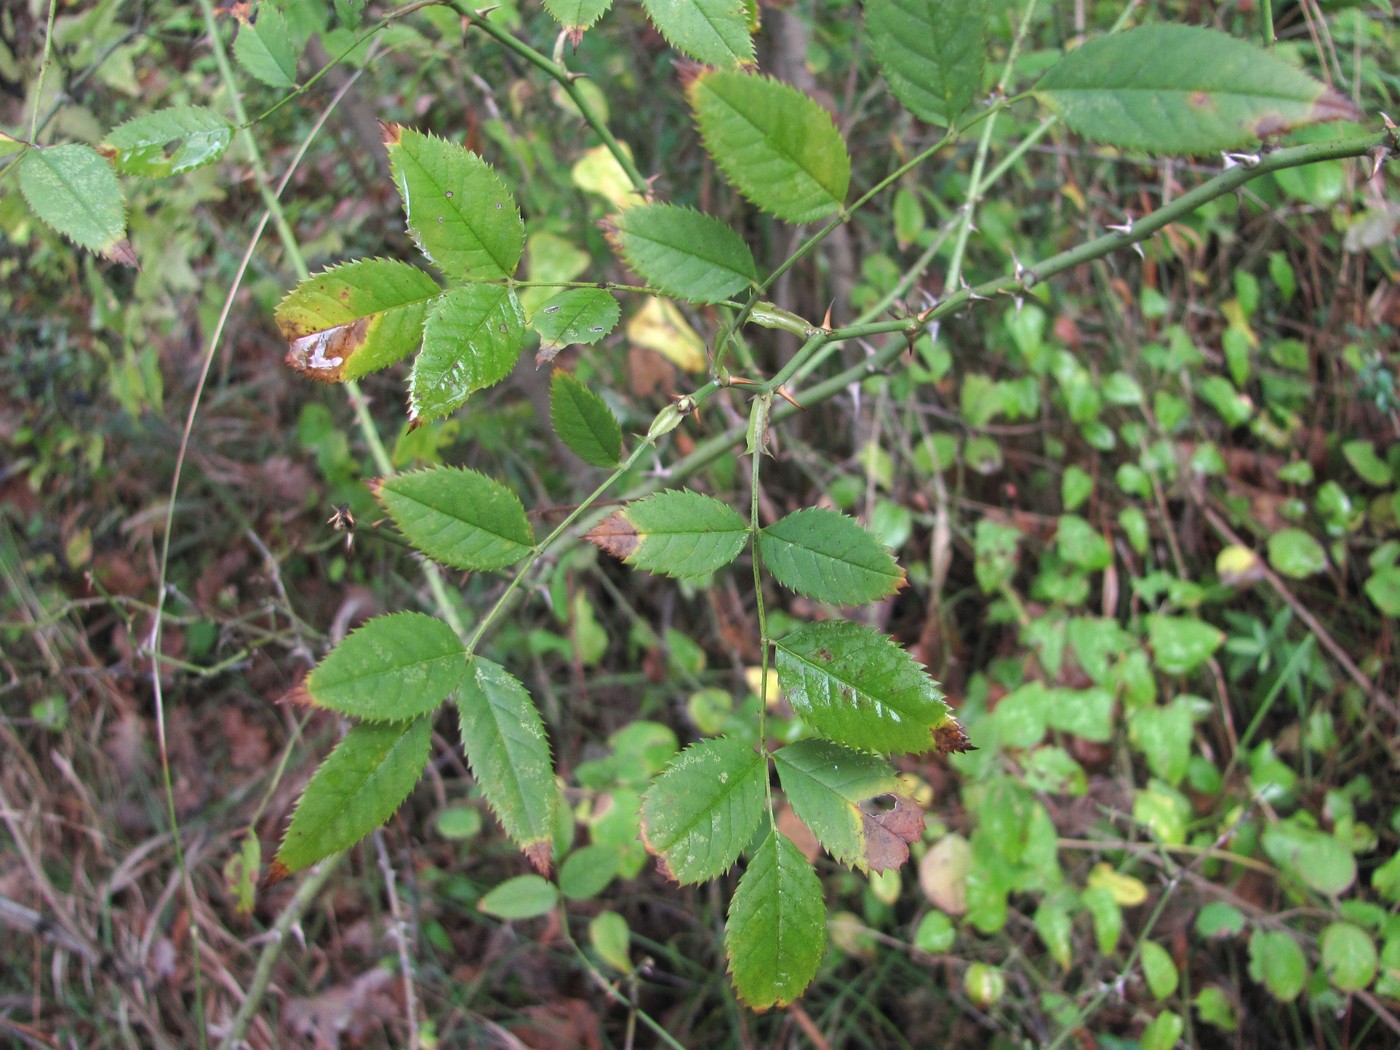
[[1145, 614, 1224, 675], [1249, 928, 1307, 1001], [913, 911, 956, 953], [1262, 821, 1357, 896], [478, 874, 559, 920], [1140, 938, 1179, 1000], [589, 911, 632, 973], [1267, 528, 1327, 578], [560, 843, 624, 900], [1321, 922, 1377, 992], [18, 144, 126, 254]]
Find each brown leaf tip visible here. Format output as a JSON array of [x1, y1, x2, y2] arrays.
[[585, 512, 640, 561], [263, 860, 291, 887], [933, 718, 976, 755], [524, 840, 552, 877], [378, 120, 403, 147], [282, 679, 315, 709]]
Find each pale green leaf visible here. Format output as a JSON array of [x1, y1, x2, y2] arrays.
[[387, 125, 524, 280], [1249, 929, 1307, 1001], [550, 370, 623, 467], [532, 288, 619, 356], [410, 284, 525, 423], [478, 874, 558, 919], [867, 0, 986, 126], [234, 5, 299, 88], [542, 0, 613, 30], [775, 620, 952, 754], [1262, 822, 1356, 895], [1364, 567, 1400, 616], [640, 0, 755, 67], [1321, 922, 1377, 992], [1267, 528, 1328, 578], [725, 830, 826, 1009], [1034, 24, 1360, 155], [18, 144, 126, 254], [375, 466, 534, 570], [587, 490, 749, 579], [104, 106, 232, 177], [273, 717, 431, 876], [640, 737, 766, 884], [302, 612, 465, 721], [759, 508, 905, 605], [590, 911, 632, 972], [1145, 614, 1224, 675], [1140, 938, 1179, 1000], [688, 71, 850, 223], [456, 659, 556, 872], [276, 258, 441, 382], [608, 203, 757, 304]]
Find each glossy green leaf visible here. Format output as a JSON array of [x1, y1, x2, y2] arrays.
[[276, 259, 441, 382], [18, 144, 126, 254], [725, 829, 826, 1010], [234, 5, 299, 88], [542, 0, 613, 30], [640, 0, 755, 67], [104, 106, 232, 177], [1262, 821, 1356, 895], [532, 288, 620, 356], [478, 874, 558, 919], [1322, 922, 1377, 992], [759, 508, 905, 605], [1249, 929, 1307, 1001], [274, 717, 432, 876], [773, 739, 922, 873], [1364, 566, 1400, 616], [913, 911, 956, 952], [1146, 614, 1224, 675], [867, 0, 986, 126], [688, 71, 850, 223], [302, 612, 465, 721], [410, 284, 525, 424], [1267, 528, 1328, 578], [587, 490, 749, 579], [1034, 24, 1359, 155], [375, 466, 534, 570], [550, 371, 623, 467], [640, 737, 767, 884], [1140, 938, 1179, 1000], [456, 659, 556, 873], [608, 204, 757, 303], [775, 620, 952, 754], [387, 125, 523, 280]]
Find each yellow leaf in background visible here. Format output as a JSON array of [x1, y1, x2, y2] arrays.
[[1087, 861, 1149, 906], [1216, 544, 1264, 586], [571, 143, 637, 210], [743, 666, 781, 707], [627, 298, 706, 373]]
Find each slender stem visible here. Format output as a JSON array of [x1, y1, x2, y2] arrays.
[[28, 0, 59, 142], [746, 395, 775, 824]]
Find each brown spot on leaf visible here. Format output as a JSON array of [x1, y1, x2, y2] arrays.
[[585, 511, 640, 561], [860, 795, 925, 873], [1188, 90, 1214, 111], [1251, 88, 1361, 139], [932, 717, 976, 755], [102, 238, 140, 269], [524, 839, 553, 877], [284, 317, 370, 382]]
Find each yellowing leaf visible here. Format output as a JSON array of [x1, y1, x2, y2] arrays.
[[626, 298, 706, 372], [1086, 862, 1149, 906], [572, 142, 638, 210]]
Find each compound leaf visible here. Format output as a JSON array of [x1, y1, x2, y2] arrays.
[[276, 258, 441, 382], [386, 124, 524, 280], [1034, 24, 1360, 155], [587, 490, 749, 579], [775, 620, 952, 754], [374, 466, 535, 570], [295, 612, 466, 721], [272, 716, 432, 878], [640, 736, 767, 884], [607, 203, 757, 304], [688, 71, 849, 223], [759, 508, 905, 605], [456, 659, 557, 874], [725, 829, 826, 1010], [410, 284, 525, 424], [550, 371, 623, 467], [773, 739, 923, 873], [867, 0, 986, 126]]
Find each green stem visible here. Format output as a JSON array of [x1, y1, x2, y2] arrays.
[[28, 0, 59, 142], [746, 394, 775, 825]]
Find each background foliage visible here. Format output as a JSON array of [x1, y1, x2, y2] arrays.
[[2, 0, 1399, 1046]]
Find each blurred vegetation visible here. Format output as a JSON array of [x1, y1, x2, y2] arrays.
[[2, 0, 1398, 1046]]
